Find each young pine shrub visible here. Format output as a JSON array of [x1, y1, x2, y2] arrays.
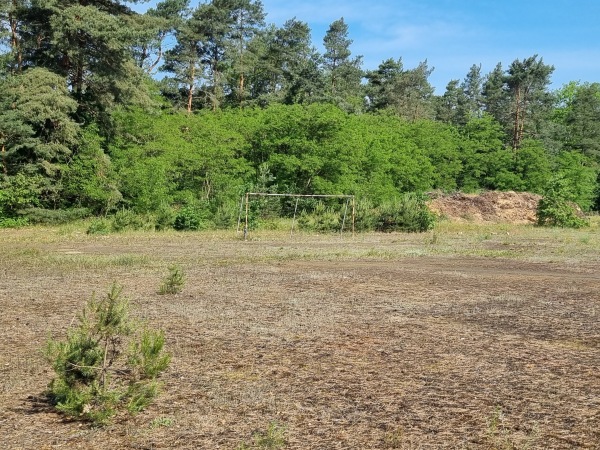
[[44, 284, 170, 425], [375, 193, 436, 233], [158, 266, 185, 295], [297, 202, 340, 233]]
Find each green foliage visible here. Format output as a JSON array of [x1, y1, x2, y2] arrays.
[[213, 202, 239, 229], [353, 199, 377, 232], [44, 284, 170, 425], [0, 216, 29, 228], [17, 207, 90, 225], [61, 126, 122, 214], [154, 202, 176, 231], [87, 219, 112, 235], [173, 205, 215, 231], [128, 328, 171, 378], [537, 177, 589, 228], [111, 208, 149, 232], [296, 202, 341, 233], [0, 172, 43, 216], [374, 193, 436, 233], [173, 206, 202, 231], [0, 0, 599, 221], [554, 151, 598, 211], [253, 422, 287, 450], [158, 266, 185, 295]]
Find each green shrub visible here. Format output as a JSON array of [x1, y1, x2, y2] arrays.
[[297, 202, 341, 233], [0, 216, 29, 228], [158, 266, 185, 295], [353, 199, 377, 232], [537, 197, 588, 228], [44, 284, 170, 425], [537, 177, 589, 228], [237, 422, 287, 450], [213, 203, 238, 229], [374, 193, 436, 233], [87, 218, 111, 235], [111, 208, 147, 232], [173, 206, 201, 230], [0, 173, 43, 215], [18, 207, 90, 224], [173, 206, 214, 231], [154, 203, 175, 231]]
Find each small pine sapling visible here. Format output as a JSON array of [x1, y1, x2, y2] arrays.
[[44, 283, 170, 425], [158, 265, 185, 295]]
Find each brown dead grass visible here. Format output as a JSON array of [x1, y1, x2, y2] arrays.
[[0, 224, 599, 449]]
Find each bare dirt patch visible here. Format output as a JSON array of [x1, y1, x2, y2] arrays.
[[0, 228, 599, 449], [428, 191, 542, 224]]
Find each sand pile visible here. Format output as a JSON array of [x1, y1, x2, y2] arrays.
[[428, 191, 542, 224]]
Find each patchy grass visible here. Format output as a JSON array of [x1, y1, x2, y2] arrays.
[[0, 222, 599, 448]]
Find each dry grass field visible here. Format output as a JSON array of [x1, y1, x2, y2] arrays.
[[1, 221, 599, 449]]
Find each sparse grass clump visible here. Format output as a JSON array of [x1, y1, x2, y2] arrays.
[[44, 283, 170, 425], [237, 422, 287, 450]]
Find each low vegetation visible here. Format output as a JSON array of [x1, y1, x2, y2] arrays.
[[44, 284, 170, 425], [0, 223, 599, 448]]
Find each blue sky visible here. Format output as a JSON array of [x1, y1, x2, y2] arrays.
[[136, 0, 600, 93]]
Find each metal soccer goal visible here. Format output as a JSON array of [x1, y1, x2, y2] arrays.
[[237, 192, 355, 238]]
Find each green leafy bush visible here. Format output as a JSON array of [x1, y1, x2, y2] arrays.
[[173, 206, 201, 230], [353, 199, 377, 232], [374, 193, 436, 232], [213, 202, 239, 229], [0, 173, 43, 216], [173, 205, 214, 231], [537, 177, 589, 228], [154, 203, 175, 231], [0, 216, 29, 228], [44, 284, 170, 425]]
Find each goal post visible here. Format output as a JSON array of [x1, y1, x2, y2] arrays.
[[237, 192, 355, 237]]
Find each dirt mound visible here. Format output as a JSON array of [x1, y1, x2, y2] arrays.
[[428, 191, 542, 224]]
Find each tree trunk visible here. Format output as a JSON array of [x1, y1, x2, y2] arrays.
[[512, 88, 522, 151], [1, 143, 7, 174], [187, 65, 195, 113], [10, 0, 22, 72]]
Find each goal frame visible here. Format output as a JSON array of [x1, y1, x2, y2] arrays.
[[237, 192, 355, 237]]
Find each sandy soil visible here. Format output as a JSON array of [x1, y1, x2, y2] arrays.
[[0, 229, 599, 449], [428, 191, 542, 224]]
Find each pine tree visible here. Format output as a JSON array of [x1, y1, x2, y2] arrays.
[[322, 17, 363, 110]]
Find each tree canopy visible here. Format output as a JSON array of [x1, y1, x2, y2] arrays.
[[1, 0, 599, 226]]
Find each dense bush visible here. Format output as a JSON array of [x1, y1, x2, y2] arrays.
[[353, 199, 377, 232], [0, 216, 29, 228], [111, 208, 150, 231], [297, 202, 341, 232], [537, 178, 589, 228], [17, 207, 90, 224], [374, 193, 436, 232], [87, 218, 111, 235], [173, 205, 215, 231]]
